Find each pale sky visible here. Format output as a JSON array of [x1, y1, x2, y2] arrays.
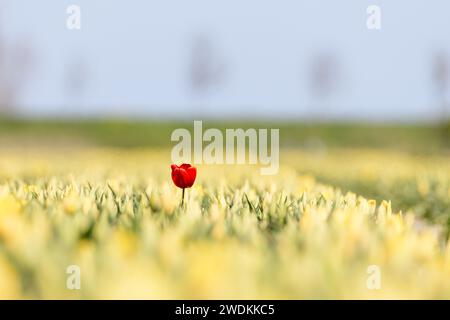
[[2, 0, 450, 121]]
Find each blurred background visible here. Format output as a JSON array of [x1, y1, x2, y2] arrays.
[[2, 1, 450, 300], [0, 0, 448, 150]]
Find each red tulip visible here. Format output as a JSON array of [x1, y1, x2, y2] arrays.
[[171, 164, 197, 206]]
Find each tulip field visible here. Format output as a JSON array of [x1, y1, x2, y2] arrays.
[[0, 122, 449, 299]]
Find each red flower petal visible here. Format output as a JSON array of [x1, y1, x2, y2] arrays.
[[171, 164, 197, 189]]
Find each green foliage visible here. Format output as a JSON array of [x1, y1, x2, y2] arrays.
[[0, 118, 447, 152]]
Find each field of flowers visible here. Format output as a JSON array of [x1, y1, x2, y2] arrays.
[[288, 149, 450, 235], [0, 147, 449, 299]]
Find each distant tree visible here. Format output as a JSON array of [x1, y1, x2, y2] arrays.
[[307, 53, 340, 119], [309, 53, 340, 99], [188, 35, 226, 105], [0, 8, 33, 115], [64, 57, 89, 98], [432, 51, 449, 121], [62, 56, 89, 115], [0, 15, 33, 114]]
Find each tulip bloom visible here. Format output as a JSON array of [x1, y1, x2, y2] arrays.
[[171, 164, 197, 206]]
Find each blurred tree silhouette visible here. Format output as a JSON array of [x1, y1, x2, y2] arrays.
[[432, 51, 449, 121], [431, 52, 450, 144], [309, 53, 340, 99], [64, 56, 89, 114], [308, 53, 340, 117], [64, 57, 89, 99], [0, 9, 33, 115], [188, 34, 226, 113]]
